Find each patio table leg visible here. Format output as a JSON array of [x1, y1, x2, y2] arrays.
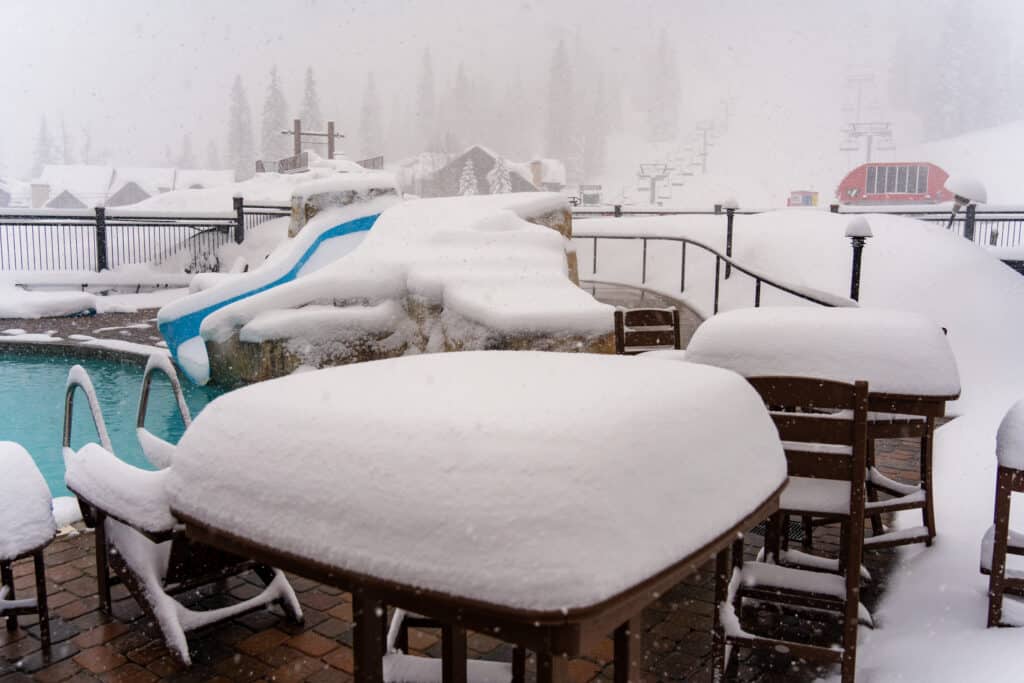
[[613, 617, 643, 683], [711, 546, 730, 682], [536, 653, 568, 683], [33, 550, 50, 650], [922, 418, 937, 545], [442, 623, 468, 683], [352, 591, 385, 683]]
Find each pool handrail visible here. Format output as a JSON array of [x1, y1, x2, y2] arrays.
[[63, 365, 113, 453], [137, 355, 192, 432]]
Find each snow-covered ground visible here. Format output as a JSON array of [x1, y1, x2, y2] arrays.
[[582, 209, 1024, 679]]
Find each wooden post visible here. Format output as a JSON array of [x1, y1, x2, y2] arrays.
[[441, 623, 468, 683], [293, 119, 302, 156], [328, 121, 336, 160], [233, 196, 245, 244], [94, 207, 108, 272], [614, 618, 644, 683], [352, 591, 385, 683]]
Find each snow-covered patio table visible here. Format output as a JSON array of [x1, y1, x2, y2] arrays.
[[166, 350, 788, 683], [683, 307, 962, 548]]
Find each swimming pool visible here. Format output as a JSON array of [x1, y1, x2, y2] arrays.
[[0, 351, 224, 496]]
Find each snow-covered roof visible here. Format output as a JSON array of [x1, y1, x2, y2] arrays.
[[166, 351, 787, 611], [109, 167, 176, 196], [0, 441, 56, 559], [36, 164, 115, 206], [173, 169, 235, 190], [684, 307, 961, 398]]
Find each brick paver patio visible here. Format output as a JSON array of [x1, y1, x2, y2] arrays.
[[0, 436, 925, 683]]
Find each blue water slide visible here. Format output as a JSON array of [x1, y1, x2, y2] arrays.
[[158, 212, 380, 383]]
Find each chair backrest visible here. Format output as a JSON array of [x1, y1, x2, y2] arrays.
[[747, 376, 869, 485], [614, 307, 682, 354]]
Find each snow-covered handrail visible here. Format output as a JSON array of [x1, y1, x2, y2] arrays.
[[572, 230, 850, 313], [63, 365, 113, 452], [137, 354, 191, 431]]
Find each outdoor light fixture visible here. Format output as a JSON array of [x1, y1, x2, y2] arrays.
[[845, 216, 872, 301], [943, 176, 988, 239]]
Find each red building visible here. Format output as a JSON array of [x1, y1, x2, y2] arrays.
[[836, 162, 953, 205]]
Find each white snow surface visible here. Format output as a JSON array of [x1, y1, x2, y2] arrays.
[[0, 285, 95, 318], [0, 442, 56, 559], [684, 307, 960, 398], [200, 193, 610, 345], [64, 443, 175, 534], [945, 175, 988, 204], [167, 351, 787, 611], [996, 398, 1024, 470]]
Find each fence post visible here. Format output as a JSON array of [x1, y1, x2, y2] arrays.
[[725, 207, 735, 279], [964, 203, 977, 243], [233, 196, 245, 244], [94, 207, 108, 272], [614, 204, 622, 218], [713, 204, 722, 215]]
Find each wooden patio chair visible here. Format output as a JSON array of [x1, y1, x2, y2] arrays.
[[1, 442, 57, 653], [613, 307, 681, 355], [62, 364, 303, 665], [714, 377, 870, 683], [981, 399, 1024, 627]]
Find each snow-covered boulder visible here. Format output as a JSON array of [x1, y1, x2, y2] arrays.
[[202, 193, 612, 384], [288, 171, 399, 237]]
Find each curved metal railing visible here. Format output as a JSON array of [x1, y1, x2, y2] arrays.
[[63, 365, 113, 452], [137, 355, 192, 431], [572, 231, 846, 314]]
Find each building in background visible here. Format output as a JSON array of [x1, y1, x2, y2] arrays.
[[836, 162, 953, 205], [29, 165, 236, 208]]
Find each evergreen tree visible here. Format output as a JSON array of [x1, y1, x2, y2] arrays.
[[178, 133, 196, 169], [58, 116, 75, 165], [487, 156, 512, 194], [358, 72, 383, 159], [299, 66, 324, 133], [261, 66, 290, 162], [206, 140, 221, 169], [32, 117, 54, 178], [545, 40, 574, 178], [648, 30, 681, 143], [458, 158, 478, 195], [227, 75, 255, 180], [415, 49, 436, 151], [452, 62, 473, 142]]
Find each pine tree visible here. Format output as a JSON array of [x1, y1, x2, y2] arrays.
[[299, 67, 324, 133], [261, 66, 290, 162], [358, 72, 383, 159], [32, 117, 55, 178], [487, 156, 512, 194], [178, 133, 196, 169], [582, 73, 608, 181], [545, 40, 574, 177], [58, 115, 75, 165], [458, 158, 478, 195], [206, 140, 221, 169], [648, 31, 681, 143], [227, 75, 255, 180], [453, 62, 473, 142], [415, 49, 436, 151]]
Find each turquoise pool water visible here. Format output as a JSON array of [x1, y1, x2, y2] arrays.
[[0, 352, 224, 496]]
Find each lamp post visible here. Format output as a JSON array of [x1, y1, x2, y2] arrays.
[[720, 197, 739, 279], [846, 216, 872, 302]]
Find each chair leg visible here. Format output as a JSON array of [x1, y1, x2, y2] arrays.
[[441, 623, 468, 683], [921, 420, 937, 546], [33, 550, 50, 651], [865, 439, 885, 537], [988, 468, 1013, 627], [841, 517, 864, 683], [712, 546, 731, 682], [764, 512, 782, 564], [801, 515, 814, 550], [94, 511, 112, 614], [1, 560, 15, 632], [613, 617, 642, 683]]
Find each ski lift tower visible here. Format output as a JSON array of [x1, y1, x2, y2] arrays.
[[638, 163, 671, 205], [840, 73, 894, 163]]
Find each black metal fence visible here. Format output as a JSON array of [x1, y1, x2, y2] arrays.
[[0, 198, 290, 273]]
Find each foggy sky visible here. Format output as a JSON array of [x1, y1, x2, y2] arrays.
[[2, 0, 1023, 183]]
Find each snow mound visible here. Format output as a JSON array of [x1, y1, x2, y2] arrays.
[[996, 398, 1024, 470], [167, 351, 786, 611], [0, 442, 56, 559]]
